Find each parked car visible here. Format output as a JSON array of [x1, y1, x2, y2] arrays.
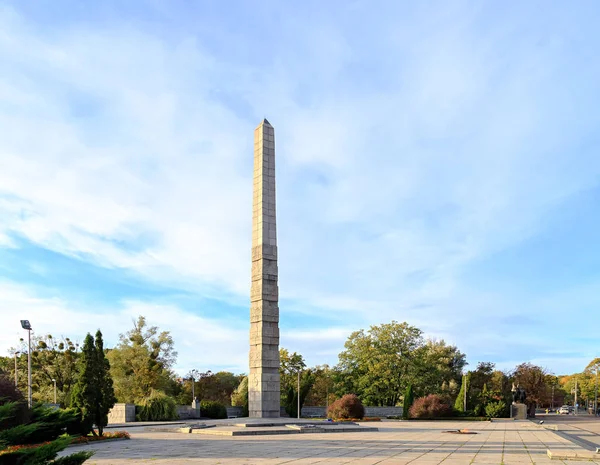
[[558, 406, 570, 414]]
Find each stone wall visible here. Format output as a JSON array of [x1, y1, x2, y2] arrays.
[[301, 406, 403, 418], [176, 405, 201, 420], [226, 406, 244, 418], [364, 406, 404, 417], [107, 403, 136, 423]]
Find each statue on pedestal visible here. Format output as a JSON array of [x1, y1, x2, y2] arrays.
[[511, 383, 526, 404], [510, 383, 528, 419]]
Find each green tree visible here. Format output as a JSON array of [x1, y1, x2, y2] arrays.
[[231, 376, 249, 416], [107, 316, 178, 402], [94, 330, 116, 436], [6, 335, 80, 406], [304, 365, 336, 407], [412, 340, 466, 397], [584, 358, 600, 411], [489, 370, 511, 396], [336, 321, 424, 406], [72, 334, 96, 435], [280, 348, 313, 417], [454, 373, 470, 412], [196, 371, 241, 405], [585, 358, 600, 376], [31, 335, 80, 407], [402, 384, 414, 419], [71, 331, 116, 436]]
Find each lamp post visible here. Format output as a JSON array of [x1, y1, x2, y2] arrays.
[[52, 378, 57, 404], [190, 369, 199, 405], [14, 351, 20, 388], [20, 320, 32, 408], [191, 372, 195, 403]]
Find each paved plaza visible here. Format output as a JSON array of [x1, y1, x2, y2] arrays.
[[65, 419, 600, 465], [537, 413, 600, 450]]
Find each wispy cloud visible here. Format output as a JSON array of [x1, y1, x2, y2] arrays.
[[0, 280, 248, 373], [0, 1, 599, 374]]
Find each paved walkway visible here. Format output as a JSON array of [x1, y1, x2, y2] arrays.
[[66, 420, 596, 464], [537, 413, 600, 450]]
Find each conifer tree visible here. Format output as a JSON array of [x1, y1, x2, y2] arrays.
[[94, 330, 116, 436], [402, 384, 414, 419], [454, 373, 470, 412], [72, 334, 96, 435], [71, 331, 116, 437]]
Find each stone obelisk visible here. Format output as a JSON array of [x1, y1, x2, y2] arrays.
[[249, 119, 280, 418]]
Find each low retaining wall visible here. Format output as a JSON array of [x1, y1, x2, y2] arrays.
[[177, 405, 201, 419], [301, 406, 403, 418], [227, 406, 244, 418], [107, 403, 136, 423]]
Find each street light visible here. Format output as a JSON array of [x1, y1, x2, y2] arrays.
[[190, 369, 199, 405], [51, 378, 57, 404], [14, 351, 20, 388], [20, 320, 32, 408]]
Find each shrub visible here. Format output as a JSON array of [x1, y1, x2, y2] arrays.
[[474, 403, 485, 417], [137, 390, 178, 421], [200, 400, 227, 419], [485, 401, 507, 418], [327, 394, 365, 420], [409, 395, 452, 419], [0, 374, 29, 428], [0, 401, 93, 464]]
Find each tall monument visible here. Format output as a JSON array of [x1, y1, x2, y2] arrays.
[[249, 119, 280, 418]]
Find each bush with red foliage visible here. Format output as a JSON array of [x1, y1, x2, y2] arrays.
[[408, 394, 452, 419], [327, 394, 365, 420]]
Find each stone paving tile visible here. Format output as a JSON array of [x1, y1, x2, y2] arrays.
[[70, 420, 600, 465]]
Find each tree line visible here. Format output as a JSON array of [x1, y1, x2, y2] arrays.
[[1, 317, 589, 418]]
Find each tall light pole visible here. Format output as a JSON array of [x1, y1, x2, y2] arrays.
[[190, 369, 199, 405], [52, 378, 57, 404], [20, 320, 32, 408], [14, 351, 20, 388]]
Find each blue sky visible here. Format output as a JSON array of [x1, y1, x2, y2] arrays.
[[1, 0, 599, 376]]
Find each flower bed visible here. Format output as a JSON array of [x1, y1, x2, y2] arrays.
[[70, 431, 130, 445], [408, 417, 490, 421], [0, 441, 52, 456]]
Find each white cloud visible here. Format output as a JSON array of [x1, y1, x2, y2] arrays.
[[0, 280, 248, 373], [0, 3, 599, 374]]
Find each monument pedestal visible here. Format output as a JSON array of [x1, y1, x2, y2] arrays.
[[511, 403, 527, 420]]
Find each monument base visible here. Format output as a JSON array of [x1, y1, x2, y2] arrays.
[[511, 403, 527, 420]]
